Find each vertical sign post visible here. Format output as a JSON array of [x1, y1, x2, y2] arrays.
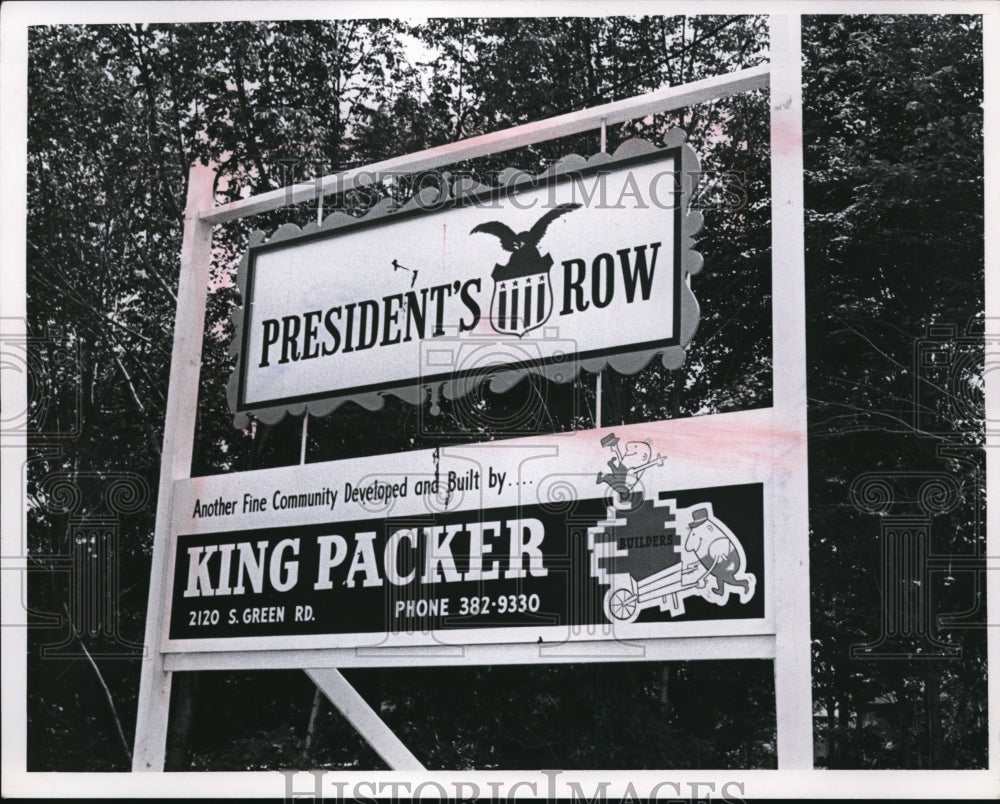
[[769, 14, 814, 769], [132, 164, 216, 771]]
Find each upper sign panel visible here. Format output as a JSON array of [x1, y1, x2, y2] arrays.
[[229, 133, 703, 427]]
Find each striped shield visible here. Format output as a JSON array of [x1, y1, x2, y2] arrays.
[[489, 265, 554, 337]]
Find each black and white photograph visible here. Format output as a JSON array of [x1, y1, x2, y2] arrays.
[[0, 1, 995, 799]]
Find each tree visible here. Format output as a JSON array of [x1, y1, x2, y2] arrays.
[[803, 14, 985, 768], [25, 19, 424, 770]]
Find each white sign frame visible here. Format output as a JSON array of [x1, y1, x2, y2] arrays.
[[133, 17, 813, 772]]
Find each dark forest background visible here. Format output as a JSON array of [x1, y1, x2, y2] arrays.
[[23, 15, 984, 770]]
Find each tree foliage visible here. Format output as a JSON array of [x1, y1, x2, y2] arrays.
[[803, 14, 985, 768]]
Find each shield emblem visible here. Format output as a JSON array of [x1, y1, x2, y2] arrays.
[[489, 257, 554, 337]]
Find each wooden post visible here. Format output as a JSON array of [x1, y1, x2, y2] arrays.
[[132, 163, 216, 771], [768, 14, 814, 769], [306, 669, 425, 770]]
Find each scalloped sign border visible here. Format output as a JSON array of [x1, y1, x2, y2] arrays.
[[228, 131, 703, 428]]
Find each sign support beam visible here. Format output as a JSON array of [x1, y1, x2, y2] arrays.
[[306, 669, 425, 770], [768, 14, 814, 769], [164, 633, 777, 672], [132, 163, 216, 771]]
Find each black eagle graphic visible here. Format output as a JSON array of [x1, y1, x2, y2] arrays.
[[470, 203, 581, 280]]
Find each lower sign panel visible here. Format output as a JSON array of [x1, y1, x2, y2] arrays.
[[167, 483, 764, 646]]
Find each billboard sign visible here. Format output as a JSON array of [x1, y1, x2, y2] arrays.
[[163, 420, 772, 653], [228, 134, 703, 427]]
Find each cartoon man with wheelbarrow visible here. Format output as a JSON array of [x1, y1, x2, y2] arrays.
[[680, 505, 756, 605], [590, 498, 756, 623]]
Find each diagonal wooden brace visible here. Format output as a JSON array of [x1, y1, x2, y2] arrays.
[[305, 668, 425, 770]]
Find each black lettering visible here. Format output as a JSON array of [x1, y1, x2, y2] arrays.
[[355, 300, 379, 351], [381, 294, 403, 346], [403, 289, 427, 342], [279, 315, 301, 364], [301, 310, 321, 360], [591, 253, 614, 308], [322, 307, 342, 355], [259, 319, 279, 367], [459, 279, 481, 332], [619, 243, 659, 302], [428, 283, 452, 337], [342, 302, 356, 353], [560, 258, 588, 315]]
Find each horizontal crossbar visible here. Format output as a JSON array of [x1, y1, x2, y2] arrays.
[[162, 634, 777, 671], [200, 63, 769, 225]]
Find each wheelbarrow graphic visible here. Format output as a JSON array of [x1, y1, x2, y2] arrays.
[[589, 499, 756, 623]]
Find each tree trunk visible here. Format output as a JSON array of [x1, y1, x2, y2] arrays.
[[164, 672, 199, 770], [837, 694, 851, 766], [925, 663, 941, 768], [670, 365, 685, 419], [301, 688, 323, 758], [826, 698, 836, 767], [900, 701, 911, 769]]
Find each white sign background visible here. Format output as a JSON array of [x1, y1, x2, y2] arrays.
[[236, 150, 685, 412]]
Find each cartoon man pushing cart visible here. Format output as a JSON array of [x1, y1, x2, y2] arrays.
[[589, 498, 756, 624]]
